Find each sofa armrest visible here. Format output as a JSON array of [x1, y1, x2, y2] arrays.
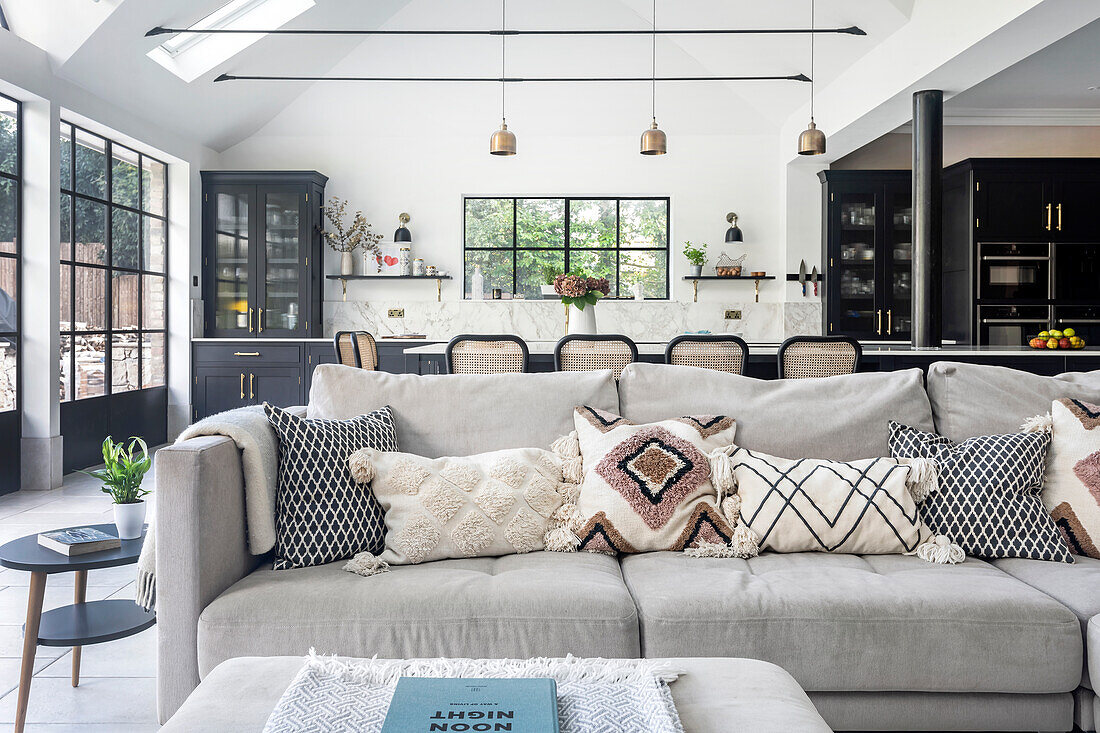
[[155, 435, 262, 723], [1089, 616, 1099, 690]]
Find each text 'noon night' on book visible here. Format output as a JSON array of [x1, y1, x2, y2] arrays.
[[37, 527, 121, 556], [381, 677, 559, 733]]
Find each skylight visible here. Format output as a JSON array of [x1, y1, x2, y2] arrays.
[[147, 0, 314, 83]]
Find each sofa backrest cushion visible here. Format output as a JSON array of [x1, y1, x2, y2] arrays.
[[309, 365, 619, 457], [617, 362, 934, 460], [926, 361, 1100, 441]]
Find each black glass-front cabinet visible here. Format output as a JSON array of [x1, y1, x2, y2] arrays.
[[201, 171, 327, 338], [819, 170, 912, 341]]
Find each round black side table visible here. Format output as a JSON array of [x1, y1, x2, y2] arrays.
[[0, 523, 155, 733]]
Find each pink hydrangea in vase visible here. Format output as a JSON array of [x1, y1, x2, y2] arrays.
[[554, 273, 610, 335]]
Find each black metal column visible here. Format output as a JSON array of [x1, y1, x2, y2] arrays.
[[912, 90, 943, 348]]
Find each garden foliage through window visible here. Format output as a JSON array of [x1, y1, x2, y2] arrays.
[[0, 94, 19, 413], [59, 121, 168, 401], [463, 197, 669, 300]]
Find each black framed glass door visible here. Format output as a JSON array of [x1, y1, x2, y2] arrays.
[[0, 93, 20, 494]]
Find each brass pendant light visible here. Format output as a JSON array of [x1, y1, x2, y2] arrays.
[[797, 0, 826, 156], [489, 0, 517, 155], [640, 0, 667, 155]]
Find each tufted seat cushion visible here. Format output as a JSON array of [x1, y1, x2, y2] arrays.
[[197, 552, 639, 677], [620, 551, 1082, 693]]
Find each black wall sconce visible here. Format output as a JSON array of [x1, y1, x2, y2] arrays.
[[724, 212, 743, 242], [394, 212, 412, 242]]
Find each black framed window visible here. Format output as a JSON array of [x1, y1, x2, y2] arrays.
[[0, 94, 19, 413], [59, 121, 167, 401], [463, 197, 669, 300]]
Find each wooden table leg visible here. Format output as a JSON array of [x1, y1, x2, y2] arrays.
[[15, 571, 46, 733], [72, 570, 87, 687]]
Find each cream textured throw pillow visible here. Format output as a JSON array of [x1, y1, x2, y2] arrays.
[[1043, 398, 1100, 558], [555, 406, 742, 554], [732, 446, 942, 557], [345, 447, 565, 573]]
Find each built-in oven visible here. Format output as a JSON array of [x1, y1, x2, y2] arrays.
[[978, 242, 1051, 301], [1055, 305, 1100, 345], [1054, 242, 1100, 301], [977, 304, 1052, 347]]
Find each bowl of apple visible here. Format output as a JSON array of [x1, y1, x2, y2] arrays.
[[1028, 328, 1087, 350]]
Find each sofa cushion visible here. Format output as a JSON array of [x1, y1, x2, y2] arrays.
[[925, 362, 1100, 442], [992, 556, 1100, 690], [1092, 616, 1100, 693], [309, 365, 619, 457], [617, 363, 933, 460], [197, 551, 639, 676], [619, 551, 1082, 693]]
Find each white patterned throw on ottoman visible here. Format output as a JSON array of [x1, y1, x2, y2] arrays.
[[262, 654, 684, 733]]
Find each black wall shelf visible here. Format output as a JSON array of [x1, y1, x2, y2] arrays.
[[326, 274, 453, 301], [681, 275, 776, 303]]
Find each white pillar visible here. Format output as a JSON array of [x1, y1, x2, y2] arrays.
[[20, 98, 61, 489], [166, 162, 194, 439]]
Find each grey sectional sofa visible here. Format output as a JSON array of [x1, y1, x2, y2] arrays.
[[155, 361, 1100, 731]]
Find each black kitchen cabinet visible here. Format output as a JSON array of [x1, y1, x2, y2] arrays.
[[819, 170, 912, 341], [943, 158, 1100, 344], [201, 171, 327, 338]]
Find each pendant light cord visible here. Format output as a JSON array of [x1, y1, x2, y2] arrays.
[[501, 0, 506, 121], [809, 0, 815, 122], [651, 0, 656, 121]]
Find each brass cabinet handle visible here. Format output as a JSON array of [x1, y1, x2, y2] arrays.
[[248, 308, 254, 333], [249, 373, 255, 400], [239, 373, 245, 400], [876, 309, 882, 335], [258, 308, 264, 334], [1056, 203, 1063, 231], [233, 352, 260, 357], [1046, 203, 1053, 231], [887, 309, 893, 334]]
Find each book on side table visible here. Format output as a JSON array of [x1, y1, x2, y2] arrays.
[[381, 677, 559, 733], [37, 527, 121, 556]]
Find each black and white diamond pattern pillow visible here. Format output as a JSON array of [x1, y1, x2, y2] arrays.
[[266, 403, 399, 570], [889, 421, 1072, 563]]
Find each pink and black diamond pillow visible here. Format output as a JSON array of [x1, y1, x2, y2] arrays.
[[1042, 398, 1100, 558], [889, 420, 1073, 563], [569, 406, 737, 554]]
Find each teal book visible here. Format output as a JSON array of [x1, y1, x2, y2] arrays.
[[381, 677, 559, 733]]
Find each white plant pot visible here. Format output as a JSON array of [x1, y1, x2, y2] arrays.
[[340, 251, 355, 276], [113, 501, 146, 540], [567, 304, 597, 335]]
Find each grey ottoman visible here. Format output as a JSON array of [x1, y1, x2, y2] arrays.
[[163, 656, 831, 732]]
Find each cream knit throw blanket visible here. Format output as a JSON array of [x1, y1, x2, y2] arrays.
[[264, 654, 684, 733], [135, 405, 283, 611]]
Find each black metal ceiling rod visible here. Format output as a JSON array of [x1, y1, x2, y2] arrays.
[[214, 73, 811, 83], [148, 25, 864, 37]]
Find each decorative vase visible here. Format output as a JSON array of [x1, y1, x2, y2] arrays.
[[340, 251, 355, 276], [688, 264, 703, 278], [567, 303, 597, 335], [471, 265, 485, 300], [631, 282, 644, 301], [399, 247, 412, 276], [113, 501, 146, 540]]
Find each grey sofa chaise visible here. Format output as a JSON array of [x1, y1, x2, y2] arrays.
[[155, 361, 1100, 732]]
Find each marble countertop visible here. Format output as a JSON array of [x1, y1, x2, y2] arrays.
[[191, 337, 440, 344]]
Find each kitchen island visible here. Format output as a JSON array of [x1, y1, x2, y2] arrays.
[[402, 341, 1100, 378]]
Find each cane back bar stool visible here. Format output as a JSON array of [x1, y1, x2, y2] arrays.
[[333, 331, 379, 370], [777, 335, 862, 379], [554, 334, 639, 380], [445, 335, 529, 374], [665, 334, 750, 375]]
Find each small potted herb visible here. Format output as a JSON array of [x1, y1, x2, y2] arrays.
[[81, 436, 152, 540], [541, 264, 561, 299], [683, 241, 708, 278]]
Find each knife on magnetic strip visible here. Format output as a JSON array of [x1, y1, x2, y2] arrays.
[[798, 260, 807, 296], [811, 266, 819, 296]]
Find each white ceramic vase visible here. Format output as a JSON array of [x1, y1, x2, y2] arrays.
[[113, 501, 146, 540], [568, 304, 597, 335], [340, 251, 355, 276]]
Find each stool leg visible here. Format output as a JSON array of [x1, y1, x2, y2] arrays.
[[72, 570, 87, 687], [15, 571, 46, 733]]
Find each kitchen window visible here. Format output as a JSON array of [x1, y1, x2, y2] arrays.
[[463, 197, 669, 300], [0, 93, 19, 413], [59, 121, 167, 401]]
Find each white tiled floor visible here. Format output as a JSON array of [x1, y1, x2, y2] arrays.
[[0, 469, 159, 732]]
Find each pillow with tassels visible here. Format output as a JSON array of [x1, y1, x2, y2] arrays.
[[549, 406, 749, 555], [726, 445, 956, 562]]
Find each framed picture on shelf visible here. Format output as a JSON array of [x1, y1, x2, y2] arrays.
[[378, 243, 402, 275]]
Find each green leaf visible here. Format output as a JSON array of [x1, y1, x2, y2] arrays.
[[573, 299, 586, 311]]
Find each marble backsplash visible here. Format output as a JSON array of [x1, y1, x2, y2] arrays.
[[326, 299, 823, 342]]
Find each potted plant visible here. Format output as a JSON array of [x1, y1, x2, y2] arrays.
[[683, 241, 708, 278], [321, 197, 383, 276], [554, 271, 611, 335], [540, 264, 560, 299], [81, 436, 152, 540]]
